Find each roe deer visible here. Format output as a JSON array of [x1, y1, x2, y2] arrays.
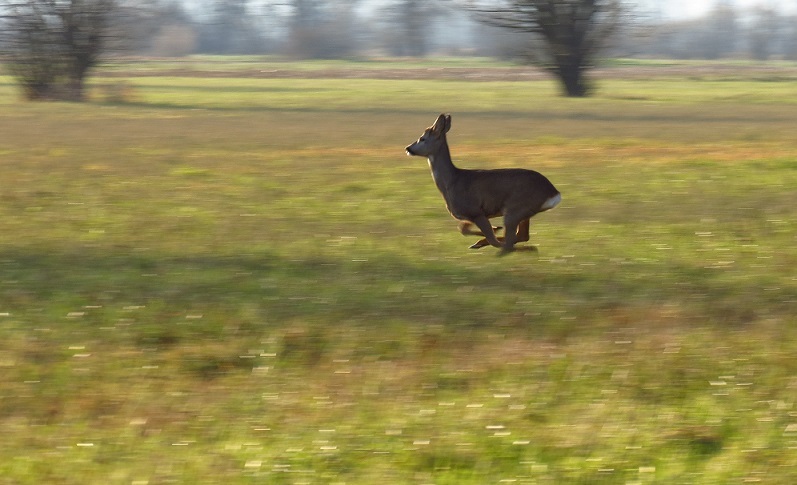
[[405, 114, 561, 253]]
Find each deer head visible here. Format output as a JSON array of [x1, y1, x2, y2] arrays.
[[405, 114, 451, 157]]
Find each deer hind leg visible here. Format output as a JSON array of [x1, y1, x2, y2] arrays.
[[516, 218, 531, 243], [509, 217, 538, 252], [500, 214, 526, 253]]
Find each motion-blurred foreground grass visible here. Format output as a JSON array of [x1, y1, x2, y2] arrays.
[[0, 59, 796, 483]]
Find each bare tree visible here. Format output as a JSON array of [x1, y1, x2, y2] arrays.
[[460, 0, 624, 97], [198, 0, 268, 54], [380, 0, 437, 57], [284, 0, 362, 59], [2, 3, 64, 99], [1, 0, 140, 101], [146, 1, 198, 57], [784, 16, 797, 60], [695, 0, 737, 59], [748, 5, 779, 61]]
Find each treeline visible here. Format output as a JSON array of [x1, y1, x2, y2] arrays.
[[3, 1, 796, 102], [144, 0, 797, 61], [145, 0, 450, 59], [624, 3, 797, 61]]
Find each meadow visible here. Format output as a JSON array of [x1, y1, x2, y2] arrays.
[[0, 57, 795, 483]]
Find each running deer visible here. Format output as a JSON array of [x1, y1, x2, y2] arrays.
[[405, 114, 561, 252]]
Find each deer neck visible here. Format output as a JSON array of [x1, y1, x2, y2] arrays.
[[427, 140, 457, 192]]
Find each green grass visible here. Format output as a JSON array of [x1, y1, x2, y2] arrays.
[[0, 58, 796, 483]]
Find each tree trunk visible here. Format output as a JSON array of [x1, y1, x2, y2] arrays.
[[555, 63, 590, 97], [66, 76, 85, 101], [64, 61, 91, 101]]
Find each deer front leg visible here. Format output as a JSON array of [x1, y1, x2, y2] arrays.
[[458, 221, 502, 237], [468, 216, 503, 249], [470, 236, 505, 249], [459, 220, 503, 249]]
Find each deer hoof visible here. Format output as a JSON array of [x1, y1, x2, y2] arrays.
[[469, 241, 489, 249]]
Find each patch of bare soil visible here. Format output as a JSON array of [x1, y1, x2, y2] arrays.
[[99, 64, 797, 81], [99, 66, 549, 81]]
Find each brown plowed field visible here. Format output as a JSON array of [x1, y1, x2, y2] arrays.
[[99, 63, 797, 81]]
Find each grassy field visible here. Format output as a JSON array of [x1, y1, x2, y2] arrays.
[[0, 58, 796, 483]]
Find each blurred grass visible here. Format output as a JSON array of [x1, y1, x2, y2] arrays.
[[0, 58, 796, 483]]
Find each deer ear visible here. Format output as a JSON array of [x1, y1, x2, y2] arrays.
[[431, 114, 447, 134], [443, 114, 452, 133]]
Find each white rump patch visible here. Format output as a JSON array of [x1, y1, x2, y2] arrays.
[[541, 193, 561, 211]]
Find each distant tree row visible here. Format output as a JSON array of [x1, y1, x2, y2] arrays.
[[0, 0, 454, 100], [3, 0, 797, 102], [149, 0, 443, 59], [624, 3, 797, 61], [141, 1, 797, 62]]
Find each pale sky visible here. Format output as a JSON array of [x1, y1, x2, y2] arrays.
[[646, 0, 795, 18]]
